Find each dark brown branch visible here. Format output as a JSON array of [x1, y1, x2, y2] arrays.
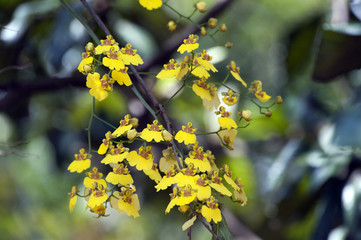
[[0, 63, 33, 75], [0, 76, 83, 112], [198, 215, 221, 240], [80, 0, 111, 36]]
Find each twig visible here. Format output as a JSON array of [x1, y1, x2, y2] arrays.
[[0, 63, 32, 75], [80, 0, 111, 36], [198, 216, 221, 240]]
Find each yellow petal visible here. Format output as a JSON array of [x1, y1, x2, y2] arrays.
[[209, 182, 232, 197], [112, 70, 132, 86], [105, 172, 134, 185], [69, 196, 77, 213], [87, 192, 108, 208], [139, 0, 162, 10], [191, 66, 210, 79], [231, 71, 247, 87], [101, 152, 128, 164], [143, 168, 162, 183], [97, 143, 108, 155], [67, 159, 91, 173], [165, 197, 178, 213], [175, 131, 197, 145], [192, 84, 212, 101], [182, 215, 197, 231], [201, 205, 222, 223], [218, 117, 237, 130], [118, 194, 140, 218]]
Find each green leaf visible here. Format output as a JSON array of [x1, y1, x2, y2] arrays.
[[214, 213, 233, 240]]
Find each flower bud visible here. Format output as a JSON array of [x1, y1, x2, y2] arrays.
[[85, 42, 94, 52], [167, 21, 177, 32], [220, 23, 227, 32], [178, 205, 190, 213], [225, 42, 233, 48], [240, 110, 252, 121], [200, 26, 207, 36], [276, 96, 283, 104], [129, 118, 139, 128], [83, 64, 92, 74], [194, 1, 207, 13], [127, 129, 137, 140], [162, 130, 173, 141], [265, 110, 272, 118], [208, 17, 217, 29]]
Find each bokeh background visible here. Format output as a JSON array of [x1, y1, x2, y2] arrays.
[[1, 0, 361, 239]]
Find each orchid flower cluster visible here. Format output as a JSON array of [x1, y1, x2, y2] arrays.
[[67, 0, 282, 236]]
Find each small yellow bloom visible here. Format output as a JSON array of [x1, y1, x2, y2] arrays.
[[175, 164, 198, 187], [221, 89, 239, 106], [193, 174, 211, 201], [165, 187, 179, 213], [77, 52, 93, 73], [83, 167, 107, 189], [105, 163, 134, 186], [185, 146, 211, 173], [101, 144, 129, 165], [117, 188, 140, 218], [192, 78, 212, 101], [143, 163, 162, 183], [67, 148, 91, 173], [68, 186, 79, 213], [176, 185, 197, 206], [86, 73, 112, 101], [97, 131, 113, 155], [87, 187, 108, 208], [156, 59, 181, 80], [159, 147, 179, 173], [249, 80, 271, 102], [112, 114, 134, 137], [191, 60, 210, 79], [155, 166, 178, 191], [209, 170, 232, 196], [139, 0, 162, 10], [222, 164, 240, 191], [177, 58, 190, 80], [203, 85, 220, 111], [112, 67, 132, 86], [140, 120, 164, 142], [217, 106, 237, 130], [234, 178, 247, 206], [94, 35, 119, 55], [90, 204, 108, 218], [196, 50, 217, 73], [127, 146, 154, 171], [177, 34, 199, 54], [201, 196, 222, 223], [227, 61, 247, 87], [218, 129, 237, 150], [120, 44, 144, 66], [103, 49, 125, 71], [255, 91, 271, 102], [175, 122, 197, 145]]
